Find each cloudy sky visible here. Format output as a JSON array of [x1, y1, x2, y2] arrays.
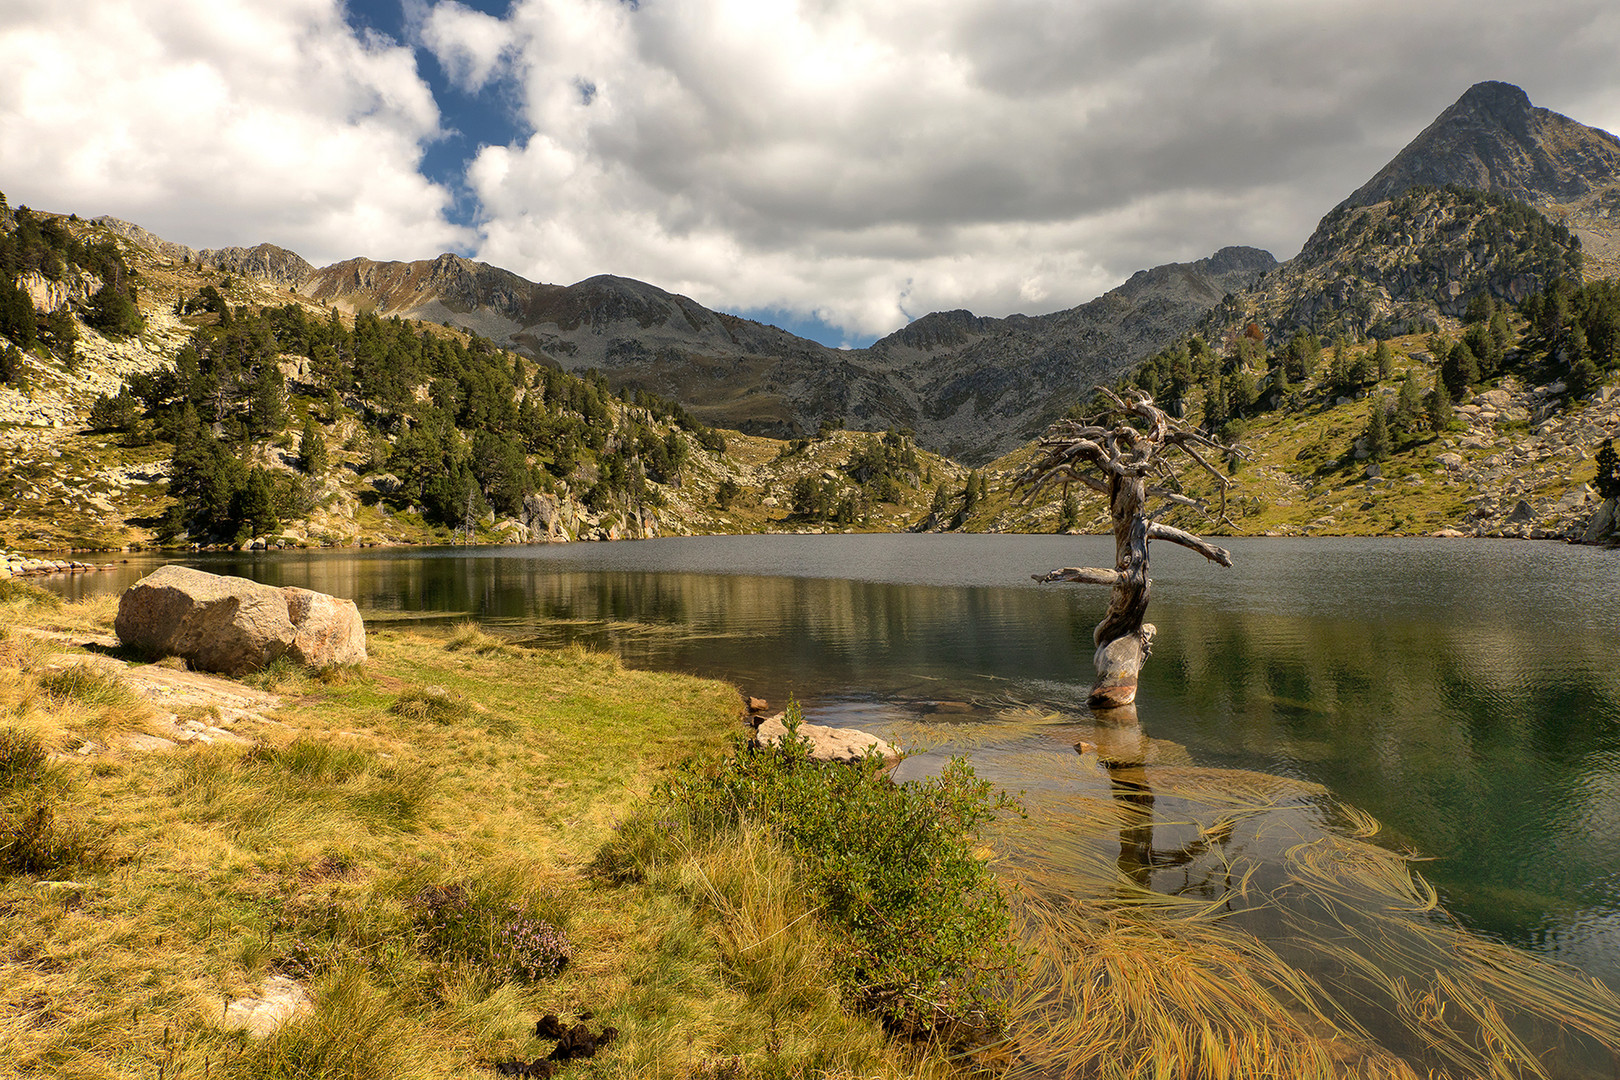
[[2, 1, 1618, 346]]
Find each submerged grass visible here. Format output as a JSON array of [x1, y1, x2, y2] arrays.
[[992, 754, 1620, 1080]]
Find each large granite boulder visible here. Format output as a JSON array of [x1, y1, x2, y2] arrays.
[[115, 565, 366, 674]]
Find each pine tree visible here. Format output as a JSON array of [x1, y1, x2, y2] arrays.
[[1373, 338, 1394, 380], [1270, 361, 1292, 406], [1329, 337, 1351, 391], [0, 343, 24, 386], [1393, 372, 1424, 436], [1595, 439, 1620, 501], [1364, 403, 1392, 462], [297, 415, 328, 477], [1057, 489, 1081, 533], [86, 282, 142, 338], [1441, 342, 1481, 396], [1425, 373, 1453, 432], [232, 467, 279, 540]]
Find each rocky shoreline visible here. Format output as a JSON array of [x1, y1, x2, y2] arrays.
[[0, 547, 119, 577]]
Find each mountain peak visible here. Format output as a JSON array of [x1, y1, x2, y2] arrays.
[[1455, 80, 1532, 115], [1339, 81, 1620, 212]]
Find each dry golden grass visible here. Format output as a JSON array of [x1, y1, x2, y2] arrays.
[[0, 593, 958, 1080], [6, 590, 1617, 1080], [990, 759, 1620, 1080]]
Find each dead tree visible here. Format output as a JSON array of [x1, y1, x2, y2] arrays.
[[1016, 387, 1238, 709]]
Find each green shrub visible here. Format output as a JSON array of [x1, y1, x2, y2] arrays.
[[605, 701, 1022, 1041]]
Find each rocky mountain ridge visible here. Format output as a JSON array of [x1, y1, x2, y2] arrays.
[[1201, 186, 1583, 343], [96, 218, 1274, 463], [0, 214, 1613, 552]]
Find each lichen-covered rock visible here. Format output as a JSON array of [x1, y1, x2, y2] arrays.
[[115, 565, 366, 674]]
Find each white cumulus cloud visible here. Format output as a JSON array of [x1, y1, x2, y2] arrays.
[[0, 0, 468, 264], [439, 0, 1620, 338], [414, 0, 517, 93]]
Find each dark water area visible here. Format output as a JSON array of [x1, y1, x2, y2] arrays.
[[52, 535, 1620, 1000]]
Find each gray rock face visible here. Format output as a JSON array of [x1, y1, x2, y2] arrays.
[[1337, 81, 1620, 278], [115, 565, 366, 675], [1584, 498, 1618, 544], [1340, 81, 1620, 212]]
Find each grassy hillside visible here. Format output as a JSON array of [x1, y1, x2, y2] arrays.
[[0, 209, 959, 552], [970, 314, 1617, 540]]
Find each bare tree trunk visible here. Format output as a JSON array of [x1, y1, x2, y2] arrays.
[[1020, 387, 1237, 711], [1088, 475, 1153, 707]]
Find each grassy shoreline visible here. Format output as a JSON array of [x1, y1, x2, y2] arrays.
[[10, 584, 1620, 1080], [0, 589, 965, 1080]]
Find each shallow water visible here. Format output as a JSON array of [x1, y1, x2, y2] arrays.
[[53, 534, 1620, 1063]]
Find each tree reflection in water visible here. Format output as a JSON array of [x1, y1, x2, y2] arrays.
[[1092, 703, 1232, 894]]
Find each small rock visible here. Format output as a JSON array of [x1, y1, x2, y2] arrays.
[[221, 976, 311, 1038], [754, 714, 900, 765], [1505, 500, 1537, 524]]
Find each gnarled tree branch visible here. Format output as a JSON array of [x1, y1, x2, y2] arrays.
[[1014, 386, 1239, 707]]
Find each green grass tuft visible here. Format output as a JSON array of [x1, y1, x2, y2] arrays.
[[38, 663, 140, 709], [0, 577, 63, 607], [390, 684, 474, 725]]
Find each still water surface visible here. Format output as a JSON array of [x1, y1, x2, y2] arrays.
[[56, 535, 1620, 1031]]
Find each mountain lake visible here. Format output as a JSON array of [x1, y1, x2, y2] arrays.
[[47, 533, 1620, 1073]]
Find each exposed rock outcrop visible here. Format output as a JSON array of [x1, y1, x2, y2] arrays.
[[92, 217, 314, 286], [1583, 497, 1618, 544], [115, 565, 366, 674], [1342, 81, 1620, 211], [1204, 186, 1581, 343], [17, 268, 102, 314]]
